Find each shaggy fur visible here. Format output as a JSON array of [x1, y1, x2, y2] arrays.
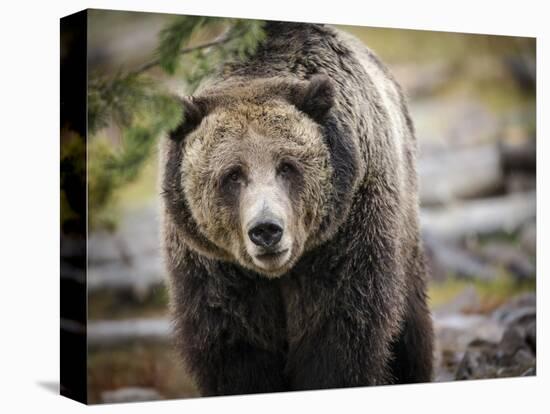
[[160, 22, 434, 396]]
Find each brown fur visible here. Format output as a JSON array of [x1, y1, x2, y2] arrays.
[[160, 22, 434, 396]]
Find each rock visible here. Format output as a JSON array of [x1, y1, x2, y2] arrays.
[[454, 293, 536, 380], [525, 320, 536, 352], [521, 367, 536, 376], [455, 339, 498, 380], [455, 328, 535, 380], [514, 348, 536, 367], [496, 305, 536, 328], [498, 325, 530, 360], [493, 292, 536, 325], [434, 348, 464, 382], [101, 387, 162, 403], [433, 312, 505, 353]]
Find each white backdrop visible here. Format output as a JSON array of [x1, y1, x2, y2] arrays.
[[0, 0, 546, 412]]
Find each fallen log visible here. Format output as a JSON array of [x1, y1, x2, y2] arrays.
[[419, 142, 535, 206], [419, 144, 504, 206], [88, 318, 171, 347], [421, 191, 536, 242]]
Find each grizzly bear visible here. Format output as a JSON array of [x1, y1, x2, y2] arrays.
[[160, 21, 433, 396]]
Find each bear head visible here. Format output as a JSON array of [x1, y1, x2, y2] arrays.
[[162, 75, 342, 277]]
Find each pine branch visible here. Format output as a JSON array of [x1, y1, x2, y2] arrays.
[[131, 34, 236, 76], [87, 17, 266, 230]]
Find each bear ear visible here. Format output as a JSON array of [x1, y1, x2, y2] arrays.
[[288, 75, 335, 123], [169, 96, 210, 142]]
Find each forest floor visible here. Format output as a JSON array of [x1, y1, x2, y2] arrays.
[[86, 202, 536, 403]]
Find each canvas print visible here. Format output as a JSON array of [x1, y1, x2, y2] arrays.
[[60, 9, 536, 404]]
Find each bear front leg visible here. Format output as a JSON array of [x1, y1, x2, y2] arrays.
[[285, 242, 406, 390], [186, 339, 288, 396], [389, 267, 434, 384], [169, 258, 289, 396], [286, 306, 400, 390]]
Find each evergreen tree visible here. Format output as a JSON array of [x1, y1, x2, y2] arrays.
[[85, 16, 265, 229]]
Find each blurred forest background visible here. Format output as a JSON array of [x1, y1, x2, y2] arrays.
[[80, 10, 536, 403]]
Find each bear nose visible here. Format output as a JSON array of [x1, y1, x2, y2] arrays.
[[248, 221, 283, 248]]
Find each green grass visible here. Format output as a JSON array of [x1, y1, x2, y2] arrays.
[[428, 272, 536, 313]]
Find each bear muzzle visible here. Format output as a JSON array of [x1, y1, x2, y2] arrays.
[[243, 216, 293, 274], [248, 219, 283, 249]]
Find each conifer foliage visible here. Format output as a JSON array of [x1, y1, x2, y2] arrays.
[[86, 16, 265, 229]]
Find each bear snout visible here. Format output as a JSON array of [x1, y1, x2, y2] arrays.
[[248, 220, 283, 249], [244, 212, 293, 274]]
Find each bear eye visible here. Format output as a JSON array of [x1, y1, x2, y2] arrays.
[[280, 163, 291, 174], [222, 167, 243, 186], [278, 161, 297, 176]]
